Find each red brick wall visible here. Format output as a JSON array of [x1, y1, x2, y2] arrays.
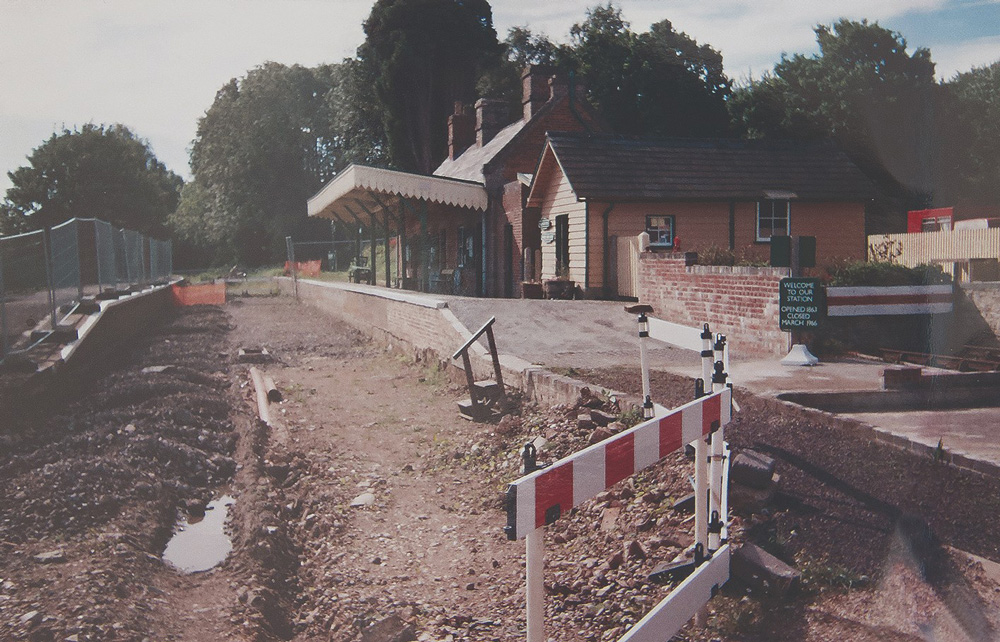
[[638, 254, 791, 356]]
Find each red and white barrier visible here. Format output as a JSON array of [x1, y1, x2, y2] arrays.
[[618, 545, 731, 642], [827, 284, 952, 316], [509, 312, 735, 642], [505, 389, 731, 540]]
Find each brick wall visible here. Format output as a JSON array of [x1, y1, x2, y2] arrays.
[[638, 254, 790, 356]]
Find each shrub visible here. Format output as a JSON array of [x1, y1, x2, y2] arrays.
[[824, 261, 952, 286]]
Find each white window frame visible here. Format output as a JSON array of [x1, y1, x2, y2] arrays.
[[646, 215, 675, 248], [757, 200, 790, 242]]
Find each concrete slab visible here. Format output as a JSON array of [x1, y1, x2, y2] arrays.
[[441, 295, 1000, 473]]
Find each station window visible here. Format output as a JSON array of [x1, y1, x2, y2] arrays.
[[646, 215, 675, 248], [757, 200, 790, 242]]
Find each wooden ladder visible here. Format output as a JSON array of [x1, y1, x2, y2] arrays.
[[452, 317, 506, 420]]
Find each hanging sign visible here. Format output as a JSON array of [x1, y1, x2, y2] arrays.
[[538, 217, 551, 231], [541, 231, 555, 244]]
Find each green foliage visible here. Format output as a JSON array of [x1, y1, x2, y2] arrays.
[[360, 0, 501, 172], [564, 4, 731, 137], [796, 553, 870, 592], [825, 261, 951, 286], [935, 61, 1000, 206], [476, 26, 559, 115], [170, 62, 379, 267], [730, 20, 938, 231], [2, 124, 182, 236]]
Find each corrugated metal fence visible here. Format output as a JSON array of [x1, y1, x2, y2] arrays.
[[0, 218, 172, 361]]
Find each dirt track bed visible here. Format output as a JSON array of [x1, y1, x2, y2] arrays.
[[3, 298, 1000, 642]]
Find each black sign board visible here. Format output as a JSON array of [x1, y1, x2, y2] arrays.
[[779, 278, 826, 331]]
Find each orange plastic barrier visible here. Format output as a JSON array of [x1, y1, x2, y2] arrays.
[[171, 282, 226, 306], [284, 260, 321, 277]]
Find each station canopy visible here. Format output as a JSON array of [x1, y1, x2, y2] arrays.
[[307, 164, 488, 223]]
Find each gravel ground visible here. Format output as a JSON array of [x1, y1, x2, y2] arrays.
[[2, 297, 999, 642]]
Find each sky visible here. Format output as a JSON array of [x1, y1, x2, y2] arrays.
[[1, 0, 999, 196]]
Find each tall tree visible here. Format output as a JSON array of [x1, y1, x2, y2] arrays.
[[564, 4, 731, 137], [730, 19, 937, 230], [359, 0, 501, 173], [475, 26, 559, 114], [171, 62, 380, 266], [1, 124, 182, 236], [935, 61, 1000, 206]]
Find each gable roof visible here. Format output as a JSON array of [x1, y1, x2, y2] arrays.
[[529, 133, 876, 204], [433, 93, 605, 184], [433, 117, 528, 183]]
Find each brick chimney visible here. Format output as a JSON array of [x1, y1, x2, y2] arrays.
[[448, 102, 475, 160], [476, 98, 507, 147], [522, 64, 555, 120], [549, 75, 569, 102]]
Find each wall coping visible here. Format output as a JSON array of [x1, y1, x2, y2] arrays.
[[297, 278, 448, 309], [637, 254, 790, 278]]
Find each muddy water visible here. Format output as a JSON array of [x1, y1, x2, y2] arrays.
[[162, 496, 235, 573]]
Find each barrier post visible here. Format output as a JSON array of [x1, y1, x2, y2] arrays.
[[525, 527, 545, 642], [286, 236, 299, 302], [638, 311, 652, 419], [709, 335, 728, 552], [0, 243, 7, 359], [42, 228, 57, 330], [695, 324, 713, 553]]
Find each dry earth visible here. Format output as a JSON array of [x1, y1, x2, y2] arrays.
[[1, 296, 999, 642]]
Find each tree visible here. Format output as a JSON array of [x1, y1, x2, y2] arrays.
[[171, 62, 380, 266], [935, 61, 1000, 205], [564, 4, 731, 137], [359, 0, 501, 173], [2, 124, 182, 236], [475, 26, 559, 114], [730, 20, 937, 230]]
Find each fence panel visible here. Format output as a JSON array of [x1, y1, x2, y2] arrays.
[[0, 230, 50, 354], [122, 229, 143, 287], [49, 219, 81, 320], [870, 229, 1000, 267], [94, 219, 117, 292]]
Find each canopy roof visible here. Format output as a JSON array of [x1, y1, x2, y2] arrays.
[[308, 164, 488, 222]]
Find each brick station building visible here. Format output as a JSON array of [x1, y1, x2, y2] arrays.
[[307, 65, 605, 298]]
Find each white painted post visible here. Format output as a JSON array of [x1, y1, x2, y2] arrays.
[[526, 527, 545, 642], [638, 311, 653, 419], [709, 334, 727, 552], [695, 324, 713, 553]]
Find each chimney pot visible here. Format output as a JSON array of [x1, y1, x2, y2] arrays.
[[522, 64, 555, 120], [448, 103, 474, 160], [476, 98, 508, 147]]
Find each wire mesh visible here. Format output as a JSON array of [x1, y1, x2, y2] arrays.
[[0, 230, 50, 352], [122, 229, 143, 287], [94, 219, 117, 292], [50, 219, 82, 320], [1, 218, 173, 360]]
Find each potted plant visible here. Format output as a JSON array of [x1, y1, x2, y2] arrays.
[[543, 266, 575, 299], [521, 281, 543, 299]]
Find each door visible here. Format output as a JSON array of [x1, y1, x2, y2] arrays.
[[616, 235, 640, 298], [555, 214, 569, 277]]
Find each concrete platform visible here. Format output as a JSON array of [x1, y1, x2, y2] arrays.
[[443, 296, 1000, 473]]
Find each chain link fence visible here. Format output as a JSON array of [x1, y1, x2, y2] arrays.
[[0, 218, 172, 361]]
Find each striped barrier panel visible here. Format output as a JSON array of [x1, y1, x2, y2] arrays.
[[826, 284, 953, 316], [505, 388, 732, 541], [617, 545, 730, 642]]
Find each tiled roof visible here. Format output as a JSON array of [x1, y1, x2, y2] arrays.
[[543, 133, 876, 202], [433, 118, 528, 183]]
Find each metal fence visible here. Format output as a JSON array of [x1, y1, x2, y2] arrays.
[[0, 218, 172, 360]]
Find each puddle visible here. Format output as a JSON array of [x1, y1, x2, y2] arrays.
[[162, 495, 235, 573]]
